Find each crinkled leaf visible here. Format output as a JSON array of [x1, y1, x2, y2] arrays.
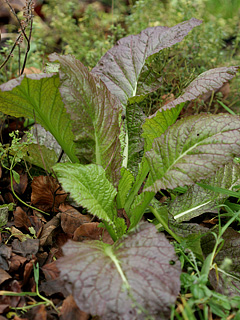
[[128, 64, 163, 105], [142, 102, 185, 151], [0, 74, 78, 163], [169, 163, 240, 222], [163, 66, 239, 110], [116, 168, 134, 208], [57, 222, 181, 320], [145, 113, 240, 192], [53, 163, 117, 223], [128, 190, 155, 229], [143, 66, 239, 150], [126, 104, 146, 173], [49, 54, 122, 186], [92, 18, 202, 108]]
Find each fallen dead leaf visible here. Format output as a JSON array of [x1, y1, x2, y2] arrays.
[[22, 259, 36, 287], [0, 304, 9, 315], [12, 238, 39, 258], [51, 233, 72, 259], [39, 261, 67, 296], [3, 192, 15, 205], [17, 304, 47, 320], [31, 176, 67, 212], [39, 277, 67, 297], [0, 244, 11, 270], [73, 222, 114, 244], [59, 204, 91, 235], [0, 280, 23, 313], [41, 261, 60, 281], [0, 268, 11, 285], [30, 211, 45, 237], [39, 215, 60, 247], [60, 295, 89, 320], [9, 253, 27, 273], [10, 226, 28, 242], [13, 207, 31, 231]]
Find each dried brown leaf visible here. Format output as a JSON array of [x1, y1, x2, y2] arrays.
[[19, 304, 47, 320], [12, 239, 39, 258], [0, 268, 11, 285], [9, 253, 27, 273], [73, 222, 114, 244], [31, 176, 67, 212], [22, 259, 35, 286], [0, 244, 11, 270], [59, 204, 91, 235], [0, 280, 22, 310], [39, 215, 60, 247], [13, 207, 31, 230], [41, 261, 60, 281], [10, 226, 28, 242], [60, 295, 89, 320]]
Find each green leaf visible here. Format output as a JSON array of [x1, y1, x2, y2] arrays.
[[0, 74, 78, 163], [49, 54, 123, 186], [143, 66, 239, 151], [92, 18, 202, 109], [145, 113, 240, 192], [53, 163, 117, 224], [57, 222, 181, 319], [124, 158, 151, 227], [24, 143, 58, 172], [142, 102, 185, 151], [169, 164, 240, 222], [12, 170, 20, 184], [126, 104, 146, 174], [116, 167, 134, 209], [128, 191, 155, 229], [19, 124, 65, 171], [127, 59, 164, 106]]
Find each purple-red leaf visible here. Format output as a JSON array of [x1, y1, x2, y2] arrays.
[[92, 18, 202, 108], [49, 54, 123, 186], [145, 113, 240, 192], [143, 66, 239, 151], [57, 222, 181, 320]]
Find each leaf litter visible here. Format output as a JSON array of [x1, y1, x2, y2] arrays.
[[0, 162, 96, 320]]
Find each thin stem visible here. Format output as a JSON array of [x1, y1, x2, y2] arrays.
[[21, 18, 33, 75], [9, 170, 50, 216], [0, 0, 33, 73], [149, 206, 182, 243], [0, 34, 21, 70]]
